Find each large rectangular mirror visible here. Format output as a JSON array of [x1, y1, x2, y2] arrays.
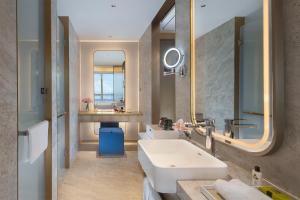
[[191, 0, 283, 154], [93, 50, 125, 110]]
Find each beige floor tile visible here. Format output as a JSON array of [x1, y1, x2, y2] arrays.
[[58, 151, 144, 200]]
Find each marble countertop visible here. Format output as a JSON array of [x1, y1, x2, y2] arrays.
[[176, 161, 253, 200], [176, 160, 299, 200], [79, 110, 142, 116], [78, 110, 143, 122]]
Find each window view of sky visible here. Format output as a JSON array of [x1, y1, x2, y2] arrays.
[[94, 72, 124, 105]]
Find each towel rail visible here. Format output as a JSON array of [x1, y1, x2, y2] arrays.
[[18, 119, 51, 137], [18, 130, 29, 136], [57, 112, 67, 118]]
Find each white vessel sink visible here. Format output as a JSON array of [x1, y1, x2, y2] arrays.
[[138, 139, 228, 193]]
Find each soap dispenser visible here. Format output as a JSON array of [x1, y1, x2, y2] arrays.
[[252, 166, 262, 186]]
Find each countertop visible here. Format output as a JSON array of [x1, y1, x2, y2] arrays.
[[79, 110, 142, 116], [176, 160, 298, 200], [78, 110, 143, 122], [176, 161, 253, 200]]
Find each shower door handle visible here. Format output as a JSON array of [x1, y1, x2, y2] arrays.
[[57, 112, 67, 118]]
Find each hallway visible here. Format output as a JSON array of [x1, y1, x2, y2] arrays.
[[58, 151, 144, 200]]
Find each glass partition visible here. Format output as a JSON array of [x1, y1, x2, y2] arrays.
[[18, 0, 46, 199]]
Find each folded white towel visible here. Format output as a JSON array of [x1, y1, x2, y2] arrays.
[[143, 177, 162, 200], [214, 179, 271, 200], [28, 121, 49, 164]]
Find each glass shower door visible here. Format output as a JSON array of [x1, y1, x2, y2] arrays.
[[17, 0, 46, 199]]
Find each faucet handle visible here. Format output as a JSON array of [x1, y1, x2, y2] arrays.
[[224, 119, 245, 134], [204, 118, 215, 127]]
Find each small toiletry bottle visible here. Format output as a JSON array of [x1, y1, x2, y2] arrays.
[[252, 166, 262, 186]]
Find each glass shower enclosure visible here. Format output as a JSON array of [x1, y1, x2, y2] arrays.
[[17, 0, 67, 198], [17, 0, 46, 199]]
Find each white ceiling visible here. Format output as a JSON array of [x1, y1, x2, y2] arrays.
[[58, 0, 166, 41], [195, 0, 262, 38], [94, 51, 125, 66]]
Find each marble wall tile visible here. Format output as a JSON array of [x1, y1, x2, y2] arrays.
[[0, 0, 18, 199], [139, 25, 152, 128]]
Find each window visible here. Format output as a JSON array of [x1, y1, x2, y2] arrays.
[[94, 73, 114, 106]]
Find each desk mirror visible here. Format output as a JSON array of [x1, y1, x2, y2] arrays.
[[93, 51, 125, 110]]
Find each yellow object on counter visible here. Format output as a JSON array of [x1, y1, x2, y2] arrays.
[[259, 186, 293, 200]]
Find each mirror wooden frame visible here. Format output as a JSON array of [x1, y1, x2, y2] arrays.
[[190, 0, 285, 155]]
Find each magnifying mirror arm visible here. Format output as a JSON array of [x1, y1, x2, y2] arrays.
[[163, 64, 186, 77]]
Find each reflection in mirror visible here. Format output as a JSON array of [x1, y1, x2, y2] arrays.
[[157, 5, 176, 122], [163, 48, 181, 69], [93, 51, 125, 110], [194, 0, 272, 143], [163, 47, 185, 77]]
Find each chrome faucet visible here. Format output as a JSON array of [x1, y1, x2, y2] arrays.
[[185, 119, 216, 156], [204, 119, 216, 156], [224, 119, 257, 139]]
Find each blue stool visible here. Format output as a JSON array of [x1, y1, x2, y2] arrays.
[[99, 127, 124, 156]]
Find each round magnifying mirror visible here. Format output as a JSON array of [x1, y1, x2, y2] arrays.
[[163, 48, 184, 69]]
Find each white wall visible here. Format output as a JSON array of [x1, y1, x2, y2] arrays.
[[80, 42, 139, 141]]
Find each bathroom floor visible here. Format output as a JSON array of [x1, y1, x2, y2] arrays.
[[58, 151, 144, 200]]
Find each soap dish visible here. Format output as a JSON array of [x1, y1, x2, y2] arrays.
[[200, 185, 224, 200]]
